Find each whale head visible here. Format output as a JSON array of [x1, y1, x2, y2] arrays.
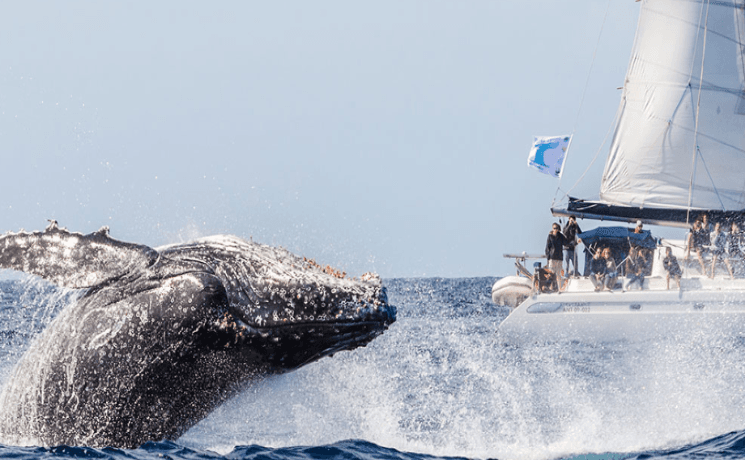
[[160, 235, 397, 370]]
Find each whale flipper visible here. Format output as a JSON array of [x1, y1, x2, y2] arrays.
[[0, 221, 158, 289]]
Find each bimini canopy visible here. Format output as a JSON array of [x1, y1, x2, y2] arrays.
[[577, 226, 657, 250]]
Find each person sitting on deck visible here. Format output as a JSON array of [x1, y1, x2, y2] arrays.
[[663, 246, 682, 290], [589, 247, 607, 292], [602, 247, 619, 291], [624, 246, 646, 290], [534, 266, 558, 293], [709, 221, 726, 278], [629, 220, 653, 264], [686, 219, 708, 273]]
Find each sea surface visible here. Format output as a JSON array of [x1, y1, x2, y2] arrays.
[[1, 277, 745, 460]]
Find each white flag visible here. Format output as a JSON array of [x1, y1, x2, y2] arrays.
[[527, 135, 571, 178]]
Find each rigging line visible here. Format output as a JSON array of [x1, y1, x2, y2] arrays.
[[648, 108, 745, 154], [552, 0, 612, 209], [687, 0, 711, 226], [570, 0, 610, 138], [696, 146, 727, 210], [563, 105, 619, 200]]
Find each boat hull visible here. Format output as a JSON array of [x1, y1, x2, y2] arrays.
[[497, 285, 745, 345]]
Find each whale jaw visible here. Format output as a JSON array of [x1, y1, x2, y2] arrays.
[[237, 312, 396, 371]]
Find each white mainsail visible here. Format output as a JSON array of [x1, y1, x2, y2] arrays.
[[599, 0, 745, 213]]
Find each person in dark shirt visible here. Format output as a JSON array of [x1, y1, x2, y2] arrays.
[[701, 213, 712, 234], [686, 220, 707, 273], [589, 247, 607, 292], [562, 216, 582, 278], [663, 246, 682, 289], [546, 223, 567, 289], [624, 246, 646, 290], [630, 220, 652, 264]]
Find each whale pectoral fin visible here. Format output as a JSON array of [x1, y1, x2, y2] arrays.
[[0, 222, 158, 289]]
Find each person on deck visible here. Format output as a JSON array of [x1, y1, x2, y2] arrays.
[[562, 216, 582, 278], [663, 246, 682, 290], [709, 221, 726, 278], [725, 221, 744, 279], [624, 246, 646, 290], [545, 223, 567, 289], [589, 247, 607, 292], [686, 220, 708, 273], [630, 220, 652, 264], [701, 213, 712, 234], [634, 220, 643, 234], [602, 247, 619, 291]]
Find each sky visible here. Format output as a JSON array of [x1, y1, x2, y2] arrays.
[[0, 1, 653, 278]]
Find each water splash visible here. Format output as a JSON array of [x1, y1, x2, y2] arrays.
[[0, 278, 79, 380], [182, 278, 745, 460], [2, 277, 745, 460]]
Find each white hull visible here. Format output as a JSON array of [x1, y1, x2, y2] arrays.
[[497, 276, 745, 345]]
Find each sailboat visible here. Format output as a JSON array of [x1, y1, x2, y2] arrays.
[[495, 0, 745, 345]]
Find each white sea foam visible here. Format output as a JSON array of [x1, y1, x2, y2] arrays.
[[180, 278, 745, 460]]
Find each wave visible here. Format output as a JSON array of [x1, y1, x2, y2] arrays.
[[3, 433, 745, 460]]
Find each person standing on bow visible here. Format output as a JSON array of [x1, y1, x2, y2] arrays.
[[562, 216, 582, 278], [546, 223, 567, 289]]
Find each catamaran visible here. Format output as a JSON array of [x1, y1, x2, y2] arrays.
[[494, 0, 745, 345]]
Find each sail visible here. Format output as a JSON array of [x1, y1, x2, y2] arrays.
[[599, 0, 745, 213]]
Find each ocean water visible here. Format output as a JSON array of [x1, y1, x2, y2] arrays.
[[1, 276, 745, 460]]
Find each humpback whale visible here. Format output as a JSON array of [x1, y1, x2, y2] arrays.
[[0, 221, 395, 448]]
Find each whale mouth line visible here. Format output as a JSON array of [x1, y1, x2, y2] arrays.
[[244, 318, 394, 335], [228, 317, 392, 370]]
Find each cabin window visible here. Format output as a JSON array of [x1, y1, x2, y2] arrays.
[[526, 303, 562, 314]]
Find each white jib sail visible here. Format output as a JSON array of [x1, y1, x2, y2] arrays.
[[600, 0, 745, 212]]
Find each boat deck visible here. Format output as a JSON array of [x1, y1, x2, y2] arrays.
[[563, 275, 745, 293]]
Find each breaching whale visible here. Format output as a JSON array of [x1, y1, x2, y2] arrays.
[[0, 221, 396, 448]]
